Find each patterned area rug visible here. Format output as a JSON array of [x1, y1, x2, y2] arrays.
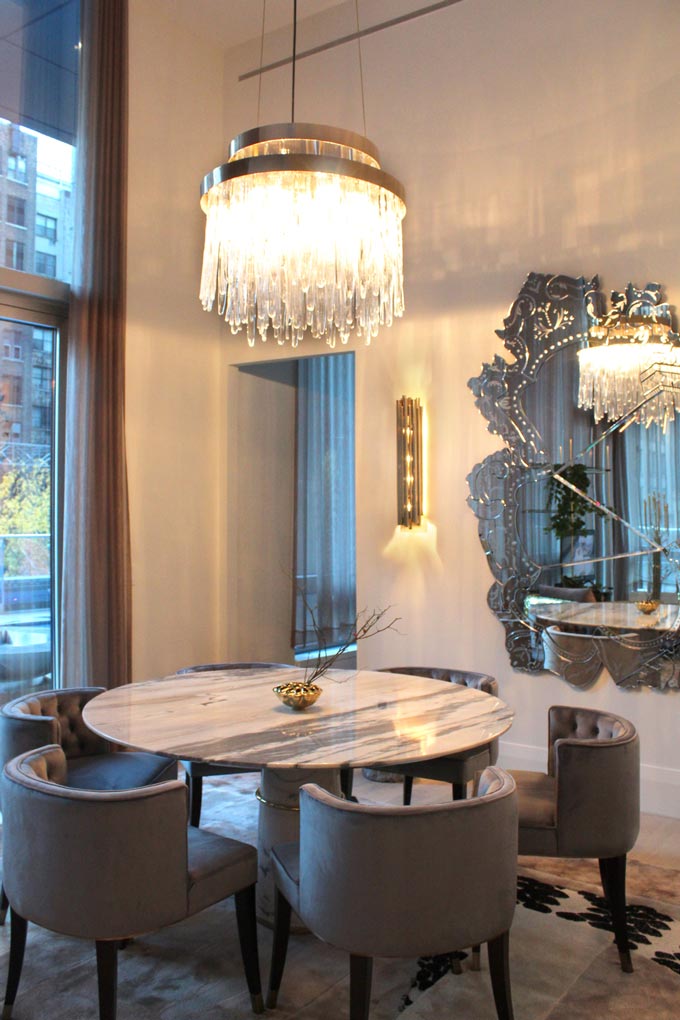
[[1, 773, 679, 1019], [401, 876, 680, 1020]]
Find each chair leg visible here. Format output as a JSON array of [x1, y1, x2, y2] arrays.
[[487, 931, 514, 1020], [95, 940, 118, 1020], [188, 773, 203, 828], [403, 776, 414, 805], [452, 781, 467, 800], [3, 909, 28, 1019], [267, 888, 292, 1009], [599, 855, 633, 973], [340, 766, 355, 800], [471, 945, 481, 970], [235, 885, 263, 1013], [0, 885, 9, 926], [349, 955, 373, 1020]]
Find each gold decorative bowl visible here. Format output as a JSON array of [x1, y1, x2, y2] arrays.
[[636, 599, 660, 615], [273, 682, 322, 711]]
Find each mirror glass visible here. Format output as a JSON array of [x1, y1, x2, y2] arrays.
[[468, 273, 680, 690]]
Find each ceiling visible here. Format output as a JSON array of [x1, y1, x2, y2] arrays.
[[164, 0, 349, 51]]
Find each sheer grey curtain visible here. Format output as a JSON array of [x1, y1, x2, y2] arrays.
[[60, 0, 131, 687], [293, 353, 356, 651], [612, 422, 680, 598], [520, 348, 595, 579]]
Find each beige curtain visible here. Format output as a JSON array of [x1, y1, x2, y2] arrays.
[[60, 0, 131, 688]]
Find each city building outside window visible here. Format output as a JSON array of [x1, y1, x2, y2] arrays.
[[32, 328, 54, 354], [7, 153, 27, 183], [35, 251, 56, 278], [8, 377, 22, 404], [7, 196, 26, 227], [35, 213, 57, 242], [4, 240, 25, 271]]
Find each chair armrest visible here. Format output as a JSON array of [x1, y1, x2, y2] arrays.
[[554, 733, 640, 857]]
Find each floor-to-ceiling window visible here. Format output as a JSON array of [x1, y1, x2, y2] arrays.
[[0, 0, 79, 701]]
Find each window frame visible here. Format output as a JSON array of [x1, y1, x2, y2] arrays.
[[7, 153, 28, 185], [6, 196, 27, 228], [35, 213, 58, 243], [34, 251, 57, 278], [4, 240, 26, 272], [0, 267, 69, 688]]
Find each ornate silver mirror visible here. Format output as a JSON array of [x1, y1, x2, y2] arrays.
[[468, 272, 680, 690]]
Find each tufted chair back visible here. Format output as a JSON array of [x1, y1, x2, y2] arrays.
[[380, 666, 497, 695], [547, 705, 632, 775], [379, 667, 499, 768], [0, 689, 110, 773]]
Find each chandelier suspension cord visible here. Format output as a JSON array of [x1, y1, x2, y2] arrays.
[[291, 0, 298, 122], [256, 0, 267, 125], [354, 0, 367, 135]]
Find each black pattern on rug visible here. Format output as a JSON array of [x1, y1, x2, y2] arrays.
[[400, 876, 680, 1012]]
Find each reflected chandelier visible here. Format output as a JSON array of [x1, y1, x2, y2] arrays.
[[199, 3, 406, 349], [577, 283, 680, 432]]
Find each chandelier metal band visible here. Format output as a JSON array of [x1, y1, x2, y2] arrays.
[[228, 122, 380, 163], [200, 153, 405, 207], [199, 120, 406, 347]]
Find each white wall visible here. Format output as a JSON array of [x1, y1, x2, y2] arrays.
[[126, 0, 226, 680], [225, 362, 297, 665], [126, 0, 680, 815]]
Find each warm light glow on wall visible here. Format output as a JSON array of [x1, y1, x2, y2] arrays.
[[397, 396, 423, 528]]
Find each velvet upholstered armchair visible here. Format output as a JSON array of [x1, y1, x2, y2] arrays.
[[0, 687, 176, 924], [510, 706, 640, 972], [267, 767, 518, 1020], [1, 745, 263, 1020]]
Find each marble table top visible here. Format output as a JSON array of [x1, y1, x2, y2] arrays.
[[83, 666, 514, 770], [533, 600, 680, 634]]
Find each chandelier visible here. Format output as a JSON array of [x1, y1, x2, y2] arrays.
[[577, 283, 680, 431], [199, 4, 406, 348]]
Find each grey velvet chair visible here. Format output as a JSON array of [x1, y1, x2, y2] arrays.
[[0, 687, 176, 925], [369, 667, 499, 804], [510, 706, 640, 972], [1, 745, 263, 1020], [176, 662, 296, 826], [267, 767, 518, 1020]]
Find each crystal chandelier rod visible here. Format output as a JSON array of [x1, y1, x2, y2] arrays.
[[291, 0, 297, 122], [354, 0, 367, 136], [256, 0, 267, 125]]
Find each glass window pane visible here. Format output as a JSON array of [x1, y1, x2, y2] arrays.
[[0, 0, 79, 284], [1, 315, 55, 701]]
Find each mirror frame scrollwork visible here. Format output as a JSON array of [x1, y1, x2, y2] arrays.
[[466, 271, 680, 690]]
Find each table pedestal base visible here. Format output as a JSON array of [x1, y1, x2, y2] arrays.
[[256, 767, 341, 929]]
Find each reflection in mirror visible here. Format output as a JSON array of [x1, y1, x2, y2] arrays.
[[468, 273, 680, 690]]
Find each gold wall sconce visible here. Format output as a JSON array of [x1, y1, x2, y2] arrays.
[[397, 396, 423, 528]]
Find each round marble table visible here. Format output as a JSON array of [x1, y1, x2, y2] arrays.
[[84, 666, 514, 923]]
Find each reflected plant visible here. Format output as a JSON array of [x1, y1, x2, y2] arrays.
[[545, 463, 609, 541]]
